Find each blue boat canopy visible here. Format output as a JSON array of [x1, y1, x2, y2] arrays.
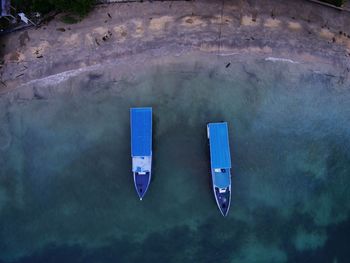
[[208, 122, 231, 169], [214, 172, 230, 188], [131, 107, 152, 157]]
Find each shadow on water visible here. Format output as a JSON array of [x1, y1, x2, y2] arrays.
[[151, 110, 158, 184], [0, 57, 350, 262]]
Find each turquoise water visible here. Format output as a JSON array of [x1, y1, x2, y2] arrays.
[[0, 57, 350, 262]]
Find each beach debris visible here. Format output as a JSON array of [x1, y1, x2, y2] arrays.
[[226, 63, 231, 68], [252, 11, 257, 22], [95, 38, 100, 46], [102, 30, 113, 41], [108, 13, 112, 19], [270, 10, 275, 19], [186, 18, 193, 24], [33, 48, 43, 58], [56, 27, 66, 32], [15, 73, 24, 78]]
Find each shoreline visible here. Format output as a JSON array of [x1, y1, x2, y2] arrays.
[[2, 50, 348, 102], [1, 0, 350, 94]]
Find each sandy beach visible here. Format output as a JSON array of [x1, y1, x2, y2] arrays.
[[1, 0, 350, 94]]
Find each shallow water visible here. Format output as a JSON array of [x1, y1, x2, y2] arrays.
[[0, 55, 350, 263]]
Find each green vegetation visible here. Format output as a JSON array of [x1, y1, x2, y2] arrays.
[[320, 0, 346, 7], [12, 0, 94, 17], [60, 14, 80, 24]]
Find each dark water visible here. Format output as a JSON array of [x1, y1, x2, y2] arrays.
[[0, 57, 350, 262]]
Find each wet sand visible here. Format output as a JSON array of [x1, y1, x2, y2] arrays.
[[1, 0, 350, 94]]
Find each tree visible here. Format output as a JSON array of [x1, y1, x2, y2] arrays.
[[320, 0, 346, 7], [12, 0, 95, 17]]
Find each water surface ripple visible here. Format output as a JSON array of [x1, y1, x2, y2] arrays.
[[0, 57, 349, 263]]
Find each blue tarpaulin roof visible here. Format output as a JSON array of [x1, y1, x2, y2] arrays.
[[214, 172, 230, 188], [130, 107, 152, 157], [208, 122, 231, 169]]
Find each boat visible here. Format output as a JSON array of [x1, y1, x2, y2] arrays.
[[207, 122, 232, 216], [130, 107, 152, 200]]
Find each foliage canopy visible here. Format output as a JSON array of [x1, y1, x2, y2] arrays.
[[320, 0, 346, 7], [12, 0, 94, 16]]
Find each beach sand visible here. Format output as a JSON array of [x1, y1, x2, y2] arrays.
[[1, 0, 350, 93]]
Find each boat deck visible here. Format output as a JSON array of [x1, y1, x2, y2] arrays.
[[130, 107, 153, 200], [207, 122, 232, 216]]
